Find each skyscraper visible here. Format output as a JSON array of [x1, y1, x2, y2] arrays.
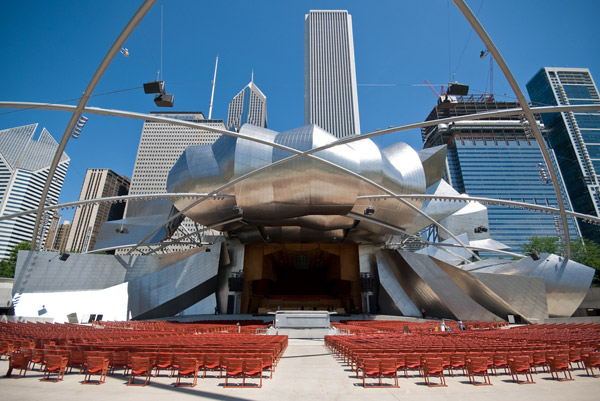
[[527, 67, 600, 242], [422, 99, 580, 254], [227, 75, 267, 132], [304, 10, 361, 138], [52, 221, 71, 253], [0, 124, 69, 259], [114, 111, 226, 253], [66, 169, 130, 253]]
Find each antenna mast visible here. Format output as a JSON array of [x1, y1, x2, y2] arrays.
[[208, 55, 218, 119]]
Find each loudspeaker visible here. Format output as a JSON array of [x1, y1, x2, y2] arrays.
[[154, 93, 174, 107], [143, 80, 165, 94], [447, 83, 469, 96]]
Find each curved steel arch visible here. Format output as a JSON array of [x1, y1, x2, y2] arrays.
[[2, 2, 599, 258], [2, 101, 599, 259], [28, 0, 157, 252], [452, 0, 573, 258]]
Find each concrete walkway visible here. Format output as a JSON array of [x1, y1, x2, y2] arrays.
[[1, 339, 599, 401]]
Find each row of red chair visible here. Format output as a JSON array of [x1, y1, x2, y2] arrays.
[[326, 321, 600, 387]]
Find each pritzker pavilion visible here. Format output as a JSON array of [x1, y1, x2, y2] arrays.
[[1, 0, 599, 325]]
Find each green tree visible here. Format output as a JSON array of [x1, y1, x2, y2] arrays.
[[0, 241, 31, 278], [571, 238, 600, 284], [521, 236, 560, 255], [521, 236, 600, 283]]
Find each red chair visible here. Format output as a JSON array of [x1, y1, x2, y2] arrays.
[[531, 351, 547, 374], [175, 358, 199, 387], [508, 356, 535, 384], [154, 352, 173, 377], [492, 352, 508, 375], [203, 353, 221, 378], [569, 348, 584, 370], [466, 357, 492, 386], [128, 356, 153, 386], [422, 357, 446, 387], [449, 353, 466, 377], [548, 354, 574, 381], [395, 354, 407, 378], [83, 356, 109, 385], [583, 352, 600, 377], [362, 359, 380, 388], [405, 353, 422, 378], [243, 358, 263, 388], [68, 350, 86, 374], [259, 353, 274, 378], [0, 341, 13, 360], [28, 348, 45, 371], [224, 358, 243, 388], [42, 355, 69, 382], [380, 358, 399, 387], [109, 351, 129, 376], [5, 352, 31, 378]]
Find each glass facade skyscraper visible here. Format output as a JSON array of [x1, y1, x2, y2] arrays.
[[527, 67, 600, 242], [227, 76, 267, 132], [304, 10, 360, 138], [422, 100, 579, 254], [0, 124, 69, 259]]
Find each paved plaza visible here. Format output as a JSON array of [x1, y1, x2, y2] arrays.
[[1, 338, 599, 401]]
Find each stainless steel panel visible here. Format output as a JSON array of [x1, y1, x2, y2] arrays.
[[406, 179, 466, 233], [438, 201, 491, 242], [418, 145, 447, 188], [471, 272, 548, 321], [165, 123, 436, 244], [396, 250, 504, 321], [375, 250, 422, 317], [432, 257, 529, 321], [462, 253, 594, 317]]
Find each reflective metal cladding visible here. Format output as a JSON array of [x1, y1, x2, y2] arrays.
[[167, 124, 428, 244]]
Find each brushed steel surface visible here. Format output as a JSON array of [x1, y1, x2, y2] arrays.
[[471, 272, 549, 321], [166, 124, 432, 243], [375, 250, 422, 317], [418, 145, 447, 188], [396, 250, 504, 321], [461, 254, 594, 317]]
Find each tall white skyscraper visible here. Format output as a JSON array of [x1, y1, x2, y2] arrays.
[[304, 10, 361, 138], [0, 124, 69, 259], [66, 169, 130, 253], [227, 75, 267, 132]]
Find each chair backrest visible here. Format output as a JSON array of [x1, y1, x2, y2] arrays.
[[550, 354, 569, 369], [87, 356, 108, 372], [424, 357, 443, 373], [226, 358, 243, 375], [379, 358, 396, 375], [363, 358, 380, 375], [510, 355, 530, 370], [243, 358, 262, 375], [130, 356, 152, 374], [405, 354, 421, 367], [10, 352, 28, 368], [468, 357, 488, 372], [178, 358, 198, 373], [46, 354, 67, 370], [451, 353, 466, 366]]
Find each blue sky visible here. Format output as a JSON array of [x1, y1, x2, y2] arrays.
[[1, 0, 599, 222]]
